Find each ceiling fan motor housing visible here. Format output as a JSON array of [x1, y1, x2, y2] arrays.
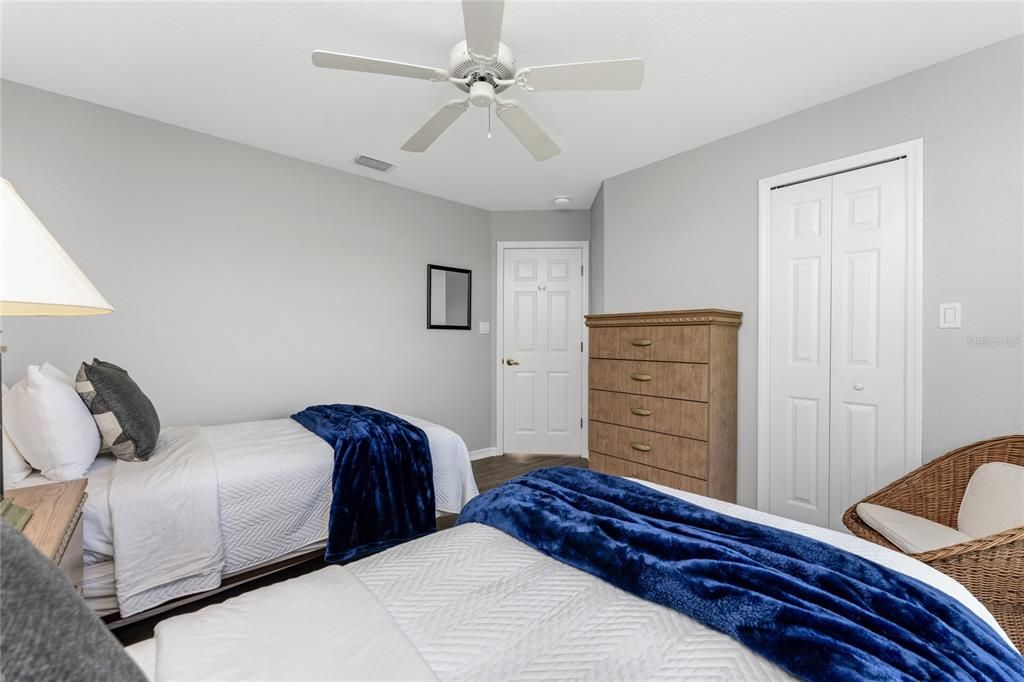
[[469, 81, 495, 107], [450, 40, 516, 95]]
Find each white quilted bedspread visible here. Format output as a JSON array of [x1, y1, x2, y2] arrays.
[[351, 524, 793, 681], [81, 415, 477, 613], [205, 416, 478, 573], [131, 480, 1013, 680], [347, 482, 1012, 680]]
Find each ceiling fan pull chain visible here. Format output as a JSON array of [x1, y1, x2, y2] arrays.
[[488, 105, 493, 140]]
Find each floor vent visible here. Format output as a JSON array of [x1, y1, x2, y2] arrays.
[[354, 155, 394, 173]]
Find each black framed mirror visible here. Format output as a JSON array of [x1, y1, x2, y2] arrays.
[[427, 264, 472, 330]]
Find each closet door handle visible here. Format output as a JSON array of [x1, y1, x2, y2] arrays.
[[631, 339, 652, 347], [630, 442, 651, 452], [630, 408, 652, 416], [630, 373, 652, 382]]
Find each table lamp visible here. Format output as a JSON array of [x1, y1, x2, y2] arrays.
[[0, 177, 113, 528]]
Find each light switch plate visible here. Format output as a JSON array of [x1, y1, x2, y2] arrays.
[[479, 322, 490, 334], [938, 303, 961, 329]]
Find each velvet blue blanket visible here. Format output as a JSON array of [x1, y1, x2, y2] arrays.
[[292, 404, 435, 563], [457, 467, 1024, 681]]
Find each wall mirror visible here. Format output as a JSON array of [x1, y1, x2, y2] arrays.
[[427, 264, 472, 330]]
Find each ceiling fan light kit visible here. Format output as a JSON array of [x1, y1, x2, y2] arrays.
[[312, 0, 644, 162]]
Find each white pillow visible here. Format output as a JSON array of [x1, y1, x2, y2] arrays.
[[856, 502, 973, 554], [957, 462, 1024, 538], [4, 363, 101, 481], [2, 383, 34, 485]]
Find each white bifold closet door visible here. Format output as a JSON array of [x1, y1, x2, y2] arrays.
[[768, 159, 909, 531]]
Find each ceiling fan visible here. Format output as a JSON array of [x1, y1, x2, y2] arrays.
[[312, 0, 644, 161]]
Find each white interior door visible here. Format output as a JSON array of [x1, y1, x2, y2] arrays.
[[828, 160, 908, 530], [768, 177, 833, 527], [501, 247, 584, 455], [768, 159, 910, 531]]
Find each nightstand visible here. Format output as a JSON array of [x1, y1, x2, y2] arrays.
[[5, 479, 87, 593]]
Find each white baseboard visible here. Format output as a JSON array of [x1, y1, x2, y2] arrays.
[[468, 448, 591, 461], [468, 447, 500, 461]]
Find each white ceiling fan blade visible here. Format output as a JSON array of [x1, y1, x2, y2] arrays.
[[312, 51, 449, 81], [496, 101, 560, 161], [401, 100, 470, 152], [515, 59, 645, 91], [462, 0, 504, 62]]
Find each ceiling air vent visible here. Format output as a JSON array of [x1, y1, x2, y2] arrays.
[[354, 155, 394, 173]]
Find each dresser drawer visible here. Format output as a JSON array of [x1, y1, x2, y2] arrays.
[[590, 421, 707, 479], [590, 359, 708, 402], [590, 325, 709, 363], [589, 452, 708, 496], [589, 389, 708, 440]]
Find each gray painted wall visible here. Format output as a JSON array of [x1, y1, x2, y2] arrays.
[[596, 36, 1024, 506], [0, 81, 495, 449], [487, 209, 592, 445], [490, 210, 592, 244], [589, 187, 606, 314]]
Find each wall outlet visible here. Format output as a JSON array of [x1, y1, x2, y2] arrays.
[[938, 303, 961, 329], [479, 322, 490, 334]]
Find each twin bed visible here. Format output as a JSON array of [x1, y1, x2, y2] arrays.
[[123, 475, 1021, 681], [13, 413, 478, 620]]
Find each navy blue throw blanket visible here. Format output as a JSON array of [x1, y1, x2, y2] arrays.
[[292, 405, 435, 563], [457, 467, 1024, 681]]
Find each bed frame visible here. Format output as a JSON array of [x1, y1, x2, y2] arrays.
[[101, 547, 326, 629], [101, 511, 462, 629]]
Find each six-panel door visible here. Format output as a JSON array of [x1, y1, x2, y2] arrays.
[[502, 248, 584, 455], [768, 159, 910, 531]]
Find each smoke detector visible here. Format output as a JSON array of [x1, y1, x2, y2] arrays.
[[553, 196, 571, 208]]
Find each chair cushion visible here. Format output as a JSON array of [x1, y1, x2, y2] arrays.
[[856, 503, 972, 554], [958, 462, 1024, 539]]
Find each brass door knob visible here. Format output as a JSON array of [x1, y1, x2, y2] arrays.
[[505, 358, 520, 366]]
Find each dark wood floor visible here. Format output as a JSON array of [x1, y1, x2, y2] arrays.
[[479, 452, 588, 488], [437, 452, 586, 530], [113, 453, 586, 645]]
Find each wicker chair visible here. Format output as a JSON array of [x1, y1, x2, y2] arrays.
[[842, 435, 1024, 651]]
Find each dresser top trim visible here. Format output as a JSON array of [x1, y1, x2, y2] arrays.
[[585, 309, 742, 327]]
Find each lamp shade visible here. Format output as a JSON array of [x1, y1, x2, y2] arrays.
[[0, 178, 112, 316]]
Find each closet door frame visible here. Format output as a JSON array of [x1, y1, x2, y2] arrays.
[[756, 139, 924, 513]]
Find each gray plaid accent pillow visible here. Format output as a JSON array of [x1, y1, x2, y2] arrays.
[[75, 359, 160, 462]]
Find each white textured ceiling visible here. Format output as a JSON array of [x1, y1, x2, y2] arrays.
[[2, 2, 1021, 210]]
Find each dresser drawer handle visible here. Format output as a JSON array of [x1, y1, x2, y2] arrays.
[[631, 339, 652, 347], [630, 373, 652, 382], [630, 408, 652, 416], [630, 442, 651, 452]]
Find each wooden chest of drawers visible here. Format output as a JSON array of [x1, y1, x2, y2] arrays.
[[585, 309, 741, 502]]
